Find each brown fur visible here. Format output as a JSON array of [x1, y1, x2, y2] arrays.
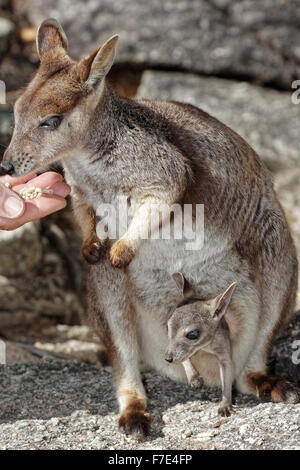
[[80, 207, 105, 264], [246, 372, 300, 404], [118, 395, 152, 439], [110, 239, 136, 268]]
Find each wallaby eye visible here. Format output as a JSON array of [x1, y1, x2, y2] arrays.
[[186, 330, 200, 340], [39, 115, 63, 130]]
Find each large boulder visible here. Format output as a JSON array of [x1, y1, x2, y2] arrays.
[[14, 0, 300, 90]]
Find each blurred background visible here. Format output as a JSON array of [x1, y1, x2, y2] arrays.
[[0, 0, 299, 379]]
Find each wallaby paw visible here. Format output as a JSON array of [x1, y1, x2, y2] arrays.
[[256, 376, 300, 404], [118, 410, 152, 441], [190, 375, 204, 390], [110, 240, 135, 268], [81, 238, 105, 264], [218, 405, 232, 417]]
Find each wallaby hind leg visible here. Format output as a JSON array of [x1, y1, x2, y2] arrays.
[[112, 348, 152, 439], [237, 330, 299, 403], [237, 253, 299, 403], [88, 263, 151, 439]]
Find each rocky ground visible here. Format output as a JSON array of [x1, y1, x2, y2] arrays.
[[0, 358, 299, 450], [0, 0, 299, 451]]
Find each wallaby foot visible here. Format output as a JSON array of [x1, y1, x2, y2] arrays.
[[110, 239, 135, 268], [218, 404, 232, 417], [119, 410, 152, 440], [190, 374, 204, 390], [81, 237, 106, 264], [247, 373, 300, 404]]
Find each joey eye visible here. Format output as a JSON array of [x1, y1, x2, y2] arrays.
[[39, 115, 63, 130], [186, 330, 200, 340]]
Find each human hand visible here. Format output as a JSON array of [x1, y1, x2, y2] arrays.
[[0, 172, 70, 230]]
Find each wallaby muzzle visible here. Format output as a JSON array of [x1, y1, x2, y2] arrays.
[[0, 161, 14, 176]]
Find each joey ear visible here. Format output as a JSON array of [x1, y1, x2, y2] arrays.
[[172, 272, 188, 296], [82, 35, 118, 90], [36, 18, 68, 60], [212, 282, 236, 320]]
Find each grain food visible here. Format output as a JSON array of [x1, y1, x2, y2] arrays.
[[4, 182, 53, 201]]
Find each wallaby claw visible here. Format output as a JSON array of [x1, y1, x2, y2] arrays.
[[118, 411, 152, 441], [254, 376, 300, 404], [110, 239, 135, 268], [81, 238, 104, 264], [218, 405, 232, 417], [190, 375, 204, 390]]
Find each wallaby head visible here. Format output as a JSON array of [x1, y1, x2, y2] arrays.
[[0, 18, 118, 176], [165, 273, 236, 363]]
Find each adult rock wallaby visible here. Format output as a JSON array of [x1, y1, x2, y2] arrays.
[[1, 19, 298, 439], [166, 273, 236, 417]]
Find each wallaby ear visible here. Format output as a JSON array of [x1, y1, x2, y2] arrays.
[[212, 282, 236, 320], [172, 272, 187, 296], [83, 35, 118, 89], [36, 18, 68, 61]]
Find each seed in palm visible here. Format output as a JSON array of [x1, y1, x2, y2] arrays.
[[4, 183, 53, 201]]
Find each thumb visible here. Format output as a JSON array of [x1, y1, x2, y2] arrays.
[[0, 183, 25, 219]]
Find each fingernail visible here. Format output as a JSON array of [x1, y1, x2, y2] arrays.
[[3, 196, 24, 218]]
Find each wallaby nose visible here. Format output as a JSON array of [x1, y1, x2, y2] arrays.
[[165, 353, 173, 363], [0, 161, 14, 176]]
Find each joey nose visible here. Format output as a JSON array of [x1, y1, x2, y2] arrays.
[[0, 161, 14, 176], [165, 354, 173, 363]]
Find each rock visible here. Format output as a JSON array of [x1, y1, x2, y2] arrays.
[[196, 430, 218, 441], [4, 341, 40, 363], [0, 55, 37, 93], [34, 324, 107, 365], [270, 310, 300, 382], [40, 324, 94, 341], [0, 106, 13, 158], [274, 168, 300, 267], [137, 71, 300, 172], [0, 212, 85, 331], [0, 17, 15, 60], [239, 424, 249, 436], [0, 222, 42, 277], [0, 359, 299, 449], [15, 0, 300, 89], [34, 339, 103, 365]]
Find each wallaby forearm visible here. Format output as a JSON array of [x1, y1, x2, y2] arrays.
[[71, 189, 105, 264], [73, 194, 97, 242], [109, 194, 177, 267]]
